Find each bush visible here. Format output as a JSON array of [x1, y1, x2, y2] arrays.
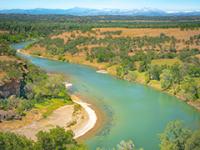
[[160, 121, 200, 150], [159, 121, 192, 150], [0, 127, 87, 150], [0, 132, 34, 150]]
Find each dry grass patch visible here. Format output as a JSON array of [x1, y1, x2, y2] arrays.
[[195, 54, 200, 59], [64, 52, 108, 69], [0, 71, 6, 81], [133, 71, 146, 84], [26, 44, 46, 51], [107, 65, 119, 76], [0, 56, 19, 62], [35, 98, 70, 118], [151, 58, 182, 66], [0, 30, 8, 34], [93, 28, 200, 40], [148, 80, 161, 90], [0, 99, 71, 130]]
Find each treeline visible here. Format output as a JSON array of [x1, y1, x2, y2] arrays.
[[1, 120, 199, 150], [36, 37, 93, 55], [86, 33, 177, 62], [0, 14, 199, 40], [0, 126, 142, 150], [37, 33, 180, 60], [116, 50, 200, 101]]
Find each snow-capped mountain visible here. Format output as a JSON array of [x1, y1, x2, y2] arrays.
[[0, 7, 200, 16]]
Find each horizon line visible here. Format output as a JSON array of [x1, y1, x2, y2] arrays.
[[0, 7, 200, 12]]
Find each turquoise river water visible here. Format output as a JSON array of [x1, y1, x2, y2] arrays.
[[13, 42, 200, 150]]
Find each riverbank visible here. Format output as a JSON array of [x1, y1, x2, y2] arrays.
[[0, 94, 98, 140], [71, 94, 107, 141], [0, 66, 98, 140], [4, 49, 102, 141], [68, 94, 97, 139], [19, 50, 200, 112]]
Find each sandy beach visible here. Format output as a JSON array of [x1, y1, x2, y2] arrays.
[[70, 95, 97, 139], [96, 70, 108, 74], [10, 93, 97, 140], [7, 50, 99, 139], [0, 83, 98, 141]]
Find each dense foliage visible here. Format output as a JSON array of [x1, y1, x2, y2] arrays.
[[0, 14, 200, 149], [0, 14, 200, 40], [160, 121, 200, 150], [0, 38, 16, 55], [0, 34, 71, 119], [0, 60, 71, 117], [0, 127, 86, 150]]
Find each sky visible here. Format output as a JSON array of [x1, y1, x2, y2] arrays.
[[0, 0, 200, 11]]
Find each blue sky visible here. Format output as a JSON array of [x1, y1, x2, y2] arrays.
[[0, 0, 200, 11]]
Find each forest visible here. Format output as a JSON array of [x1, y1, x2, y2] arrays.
[[0, 14, 200, 39], [0, 14, 200, 150]]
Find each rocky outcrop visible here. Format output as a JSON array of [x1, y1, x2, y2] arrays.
[[0, 79, 21, 99]]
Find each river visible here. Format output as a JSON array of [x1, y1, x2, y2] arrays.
[[13, 42, 200, 150]]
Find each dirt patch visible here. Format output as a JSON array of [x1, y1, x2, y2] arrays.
[[0, 71, 6, 81], [93, 28, 200, 40], [13, 104, 75, 140], [0, 56, 19, 62], [0, 109, 42, 131], [0, 30, 8, 34]]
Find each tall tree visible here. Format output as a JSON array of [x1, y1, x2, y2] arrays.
[[160, 121, 192, 150]]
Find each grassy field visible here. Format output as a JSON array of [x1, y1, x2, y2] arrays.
[[93, 28, 200, 40], [35, 98, 73, 118], [151, 58, 182, 66], [27, 27, 200, 54]]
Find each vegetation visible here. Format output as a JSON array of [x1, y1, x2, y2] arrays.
[[0, 14, 200, 41], [96, 140, 143, 150], [28, 29, 200, 103], [0, 33, 71, 120], [0, 63, 72, 118], [159, 120, 200, 150], [35, 98, 71, 118], [0, 127, 87, 150], [0, 128, 145, 150], [0, 14, 200, 149]]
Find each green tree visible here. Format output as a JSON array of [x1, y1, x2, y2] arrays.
[[148, 65, 162, 81], [124, 71, 138, 82], [36, 127, 76, 150], [116, 66, 127, 79], [138, 60, 149, 72], [170, 64, 183, 84], [117, 140, 135, 150], [185, 130, 200, 150], [0, 40, 16, 56], [160, 69, 173, 90], [0, 127, 87, 150], [159, 121, 192, 150], [181, 76, 199, 100], [0, 132, 34, 150], [31, 75, 70, 101]]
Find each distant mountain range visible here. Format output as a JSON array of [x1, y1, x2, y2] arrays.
[[0, 8, 200, 16]]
